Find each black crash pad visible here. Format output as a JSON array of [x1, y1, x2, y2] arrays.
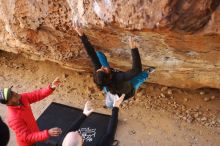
[[36, 102, 110, 146]]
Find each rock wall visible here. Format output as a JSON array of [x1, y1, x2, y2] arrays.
[[0, 0, 219, 89]]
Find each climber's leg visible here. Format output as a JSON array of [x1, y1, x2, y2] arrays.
[[96, 51, 110, 67], [130, 71, 149, 90], [96, 51, 110, 94]]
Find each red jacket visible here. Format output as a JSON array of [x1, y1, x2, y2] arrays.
[[7, 85, 54, 146]]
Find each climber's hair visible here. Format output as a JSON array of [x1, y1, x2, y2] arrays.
[[94, 71, 111, 87]]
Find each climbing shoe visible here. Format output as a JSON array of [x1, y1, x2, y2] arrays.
[[145, 67, 156, 74]]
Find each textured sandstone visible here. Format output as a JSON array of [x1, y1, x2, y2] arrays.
[[0, 0, 219, 89]]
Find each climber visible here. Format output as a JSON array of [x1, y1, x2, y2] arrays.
[[0, 77, 62, 146], [73, 22, 155, 108], [61, 94, 125, 146], [0, 116, 10, 146]]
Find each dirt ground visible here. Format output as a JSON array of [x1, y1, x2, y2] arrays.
[[0, 51, 220, 146]]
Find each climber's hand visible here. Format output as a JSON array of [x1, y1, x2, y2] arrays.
[[129, 36, 137, 49], [73, 19, 83, 36]]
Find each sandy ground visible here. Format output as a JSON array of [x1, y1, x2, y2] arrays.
[[0, 51, 220, 146]]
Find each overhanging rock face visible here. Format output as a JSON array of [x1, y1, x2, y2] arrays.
[[0, 0, 219, 89]]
